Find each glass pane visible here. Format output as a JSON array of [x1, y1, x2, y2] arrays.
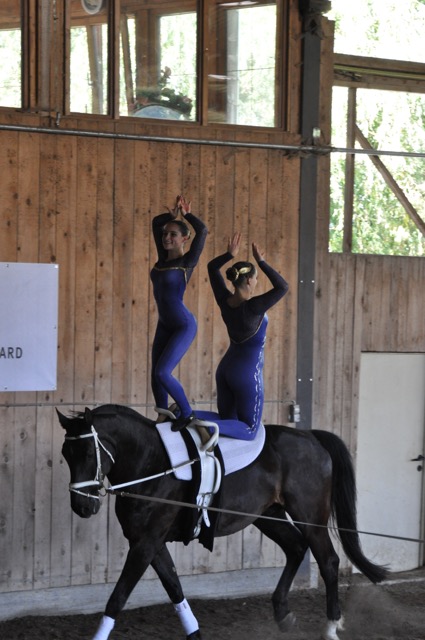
[[329, 0, 425, 63], [330, 87, 425, 256], [0, 0, 22, 107], [208, 1, 277, 126], [69, 1, 109, 114], [120, 5, 197, 121]]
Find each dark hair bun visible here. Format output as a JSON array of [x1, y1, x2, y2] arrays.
[[226, 266, 238, 283], [225, 262, 254, 286]]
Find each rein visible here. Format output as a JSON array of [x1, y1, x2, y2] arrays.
[[65, 425, 199, 499]]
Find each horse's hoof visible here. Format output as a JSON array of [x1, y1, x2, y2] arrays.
[[276, 611, 296, 632], [187, 630, 202, 639]]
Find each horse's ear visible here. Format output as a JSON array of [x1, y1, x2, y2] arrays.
[[56, 408, 71, 429], [84, 407, 93, 425]]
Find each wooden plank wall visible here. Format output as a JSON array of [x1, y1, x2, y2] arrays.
[[314, 252, 425, 445], [0, 120, 300, 594]]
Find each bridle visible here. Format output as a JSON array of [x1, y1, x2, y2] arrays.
[[64, 425, 115, 501], [64, 423, 202, 501]]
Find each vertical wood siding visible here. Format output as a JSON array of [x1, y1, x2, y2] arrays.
[[315, 253, 425, 441]]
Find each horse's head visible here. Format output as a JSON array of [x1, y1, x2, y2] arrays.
[[57, 407, 115, 518]]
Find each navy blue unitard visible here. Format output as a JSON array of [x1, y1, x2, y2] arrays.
[[196, 252, 288, 440], [150, 212, 207, 418]]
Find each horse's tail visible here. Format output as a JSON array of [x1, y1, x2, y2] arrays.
[[311, 429, 388, 584]]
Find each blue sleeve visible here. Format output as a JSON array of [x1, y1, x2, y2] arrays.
[[183, 213, 208, 268], [207, 252, 233, 304], [248, 260, 289, 314]]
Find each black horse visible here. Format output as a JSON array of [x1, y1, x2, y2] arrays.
[[58, 404, 387, 640]]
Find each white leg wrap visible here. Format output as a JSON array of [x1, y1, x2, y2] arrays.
[[320, 619, 342, 640], [174, 598, 199, 636], [92, 615, 115, 640]]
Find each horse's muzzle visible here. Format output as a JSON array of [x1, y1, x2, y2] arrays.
[[71, 492, 102, 517]]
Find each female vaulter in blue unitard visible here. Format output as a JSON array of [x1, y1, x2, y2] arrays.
[[195, 232, 289, 440], [150, 195, 208, 432]]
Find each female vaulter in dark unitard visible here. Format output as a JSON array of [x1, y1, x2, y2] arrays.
[[150, 195, 207, 431], [196, 233, 288, 440]]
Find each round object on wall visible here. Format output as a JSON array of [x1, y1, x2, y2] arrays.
[[81, 0, 104, 15]]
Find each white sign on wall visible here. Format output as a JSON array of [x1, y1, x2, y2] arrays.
[[0, 263, 59, 392]]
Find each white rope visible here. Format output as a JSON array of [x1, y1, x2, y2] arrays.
[[107, 458, 199, 490]]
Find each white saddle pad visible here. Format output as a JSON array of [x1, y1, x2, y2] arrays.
[[156, 422, 266, 480]]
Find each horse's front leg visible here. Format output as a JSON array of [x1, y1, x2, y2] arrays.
[[151, 544, 201, 639], [91, 538, 157, 640], [91, 541, 201, 640]]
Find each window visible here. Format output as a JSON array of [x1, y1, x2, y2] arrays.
[[329, 0, 425, 256], [69, 0, 109, 114], [0, 0, 22, 108], [119, 6, 197, 120], [69, 0, 285, 126], [118, 0, 280, 124], [207, 1, 278, 126], [330, 0, 425, 64], [331, 87, 425, 256]]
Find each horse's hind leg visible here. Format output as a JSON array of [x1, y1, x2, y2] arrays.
[[255, 505, 308, 632], [151, 544, 201, 639]]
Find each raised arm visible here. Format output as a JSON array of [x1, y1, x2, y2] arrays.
[[207, 233, 241, 303], [182, 212, 208, 267], [172, 195, 206, 267], [152, 212, 174, 261], [249, 243, 289, 313], [207, 252, 233, 303]]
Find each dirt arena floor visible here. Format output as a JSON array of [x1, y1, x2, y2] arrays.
[[1, 569, 425, 639]]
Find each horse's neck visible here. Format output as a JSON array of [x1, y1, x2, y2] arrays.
[[102, 418, 162, 482]]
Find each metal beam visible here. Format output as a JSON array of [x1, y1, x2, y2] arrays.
[[296, 26, 323, 430]]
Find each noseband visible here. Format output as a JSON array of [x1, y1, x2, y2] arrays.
[[65, 425, 115, 500]]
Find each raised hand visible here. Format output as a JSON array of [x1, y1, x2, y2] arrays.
[[180, 196, 191, 216], [252, 242, 265, 263], [228, 232, 241, 257], [165, 195, 182, 218]]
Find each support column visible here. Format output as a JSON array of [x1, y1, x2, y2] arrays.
[[296, 9, 324, 430]]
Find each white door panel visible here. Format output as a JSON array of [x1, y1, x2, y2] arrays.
[[356, 353, 425, 572]]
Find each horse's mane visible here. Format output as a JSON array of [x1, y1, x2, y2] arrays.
[[72, 404, 149, 423], [93, 404, 145, 420]]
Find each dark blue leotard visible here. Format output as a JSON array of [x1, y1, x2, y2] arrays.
[[196, 251, 288, 440], [150, 212, 207, 418]]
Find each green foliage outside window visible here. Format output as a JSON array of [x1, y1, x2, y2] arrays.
[[330, 88, 425, 256]]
